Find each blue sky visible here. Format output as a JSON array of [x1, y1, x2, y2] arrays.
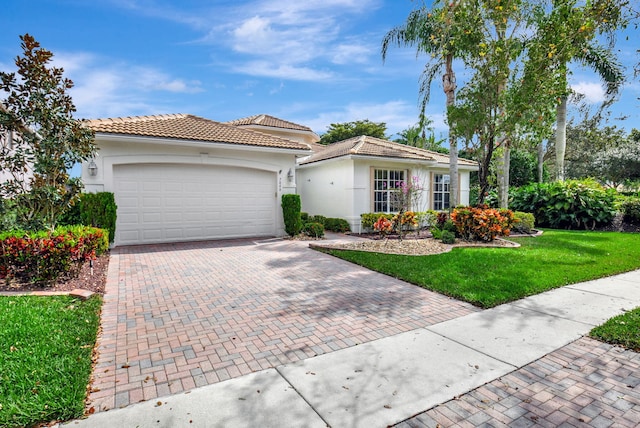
[[1, 0, 639, 139]]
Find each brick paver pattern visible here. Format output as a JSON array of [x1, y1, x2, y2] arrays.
[[88, 238, 478, 411], [397, 337, 640, 428]]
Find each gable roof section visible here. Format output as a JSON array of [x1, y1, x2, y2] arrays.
[[85, 114, 310, 151], [226, 114, 314, 133], [299, 135, 478, 167]]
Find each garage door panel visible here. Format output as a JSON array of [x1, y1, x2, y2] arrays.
[[114, 164, 277, 245]]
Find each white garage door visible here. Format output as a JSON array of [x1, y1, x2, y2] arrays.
[[114, 164, 277, 245]]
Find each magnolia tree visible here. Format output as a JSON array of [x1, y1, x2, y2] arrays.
[[0, 34, 95, 230]]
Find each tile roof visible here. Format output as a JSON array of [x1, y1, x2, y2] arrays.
[[84, 114, 310, 151], [299, 135, 478, 167], [226, 114, 314, 132]]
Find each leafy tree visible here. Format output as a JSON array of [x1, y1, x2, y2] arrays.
[[394, 117, 447, 153], [0, 34, 95, 230], [319, 120, 387, 145]]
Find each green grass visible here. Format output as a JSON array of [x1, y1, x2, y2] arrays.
[[590, 307, 640, 352], [324, 230, 640, 308], [0, 295, 102, 428]]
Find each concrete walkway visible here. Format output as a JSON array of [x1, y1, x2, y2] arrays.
[[64, 267, 640, 427]]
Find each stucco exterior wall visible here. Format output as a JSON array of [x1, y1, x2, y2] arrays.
[[81, 135, 301, 238], [297, 158, 353, 221]]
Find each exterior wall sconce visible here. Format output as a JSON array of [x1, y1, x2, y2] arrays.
[[287, 168, 294, 182], [88, 160, 98, 176]]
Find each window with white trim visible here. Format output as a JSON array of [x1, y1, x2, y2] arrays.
[[373, 169, 405, 213], [433, 174, 450, 210]]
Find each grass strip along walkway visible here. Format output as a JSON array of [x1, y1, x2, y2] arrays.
[[0, 295, 102, 428], [324, 230, 640, 308]]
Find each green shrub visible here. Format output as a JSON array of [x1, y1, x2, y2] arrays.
[[79, 192, 117, 243], [325, 218, 351, 232], [441, 230, 456, 244], [361, 213, 394, 229], [443, 219, 458, 234], [450, 206, 515, 242], [303, 222, 325, 238], [621, 198, 640, 224], [281, 194, 303, 236], [58, 192, 117, 243], [301, 212, 309, 222], [513, 211, 535, 234], [309, 215, 327, 226], [430, 226, 443, 240], [510, 179, 616, 230], [0, 226, 109, 285]]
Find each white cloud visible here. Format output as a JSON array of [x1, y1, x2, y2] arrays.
[[571, 81, 606, 104], [51, 52, 204, 118], [332, 44, 371, 65], [234, 61, 334, 81]]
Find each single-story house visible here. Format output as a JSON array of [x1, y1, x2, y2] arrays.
[[82, 114, 310, 246], [296, 135, 478, 232], [82, 114, 478, 246]]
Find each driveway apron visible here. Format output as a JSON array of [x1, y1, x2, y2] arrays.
[[88, 237, 478, 411]]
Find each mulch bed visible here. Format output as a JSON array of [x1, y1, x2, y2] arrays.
[[0, 253, 110, 295]]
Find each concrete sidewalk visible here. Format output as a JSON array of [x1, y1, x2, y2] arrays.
[[64, 270, 640, 428]]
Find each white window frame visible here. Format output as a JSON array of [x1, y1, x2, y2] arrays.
[[433, 173, 450, 211], [372, 168, 406, 213]]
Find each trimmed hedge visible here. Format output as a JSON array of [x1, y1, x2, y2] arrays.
[[621, 198, 640, 224], [303, 222, 325, 238], [0, 226, 109, 285], [513, 211, 535, 234], [59, 192, 117, 243], [324, 218, 350, 233], [282, 194, 303, 237]]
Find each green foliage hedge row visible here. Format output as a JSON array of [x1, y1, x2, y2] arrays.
[[510, 179, 616, 230], [0, 226, 109, 285], [281, 194, 303, 237], [59, 192, 117, 243], [361, 211, 438, 230]]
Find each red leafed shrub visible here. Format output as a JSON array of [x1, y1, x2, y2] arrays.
[[373, 216, 394, 237], [451, 205, 516, 242], [0, 225, 109, 285]]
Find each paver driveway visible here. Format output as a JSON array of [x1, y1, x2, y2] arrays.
[[88, 236, 478, 412]]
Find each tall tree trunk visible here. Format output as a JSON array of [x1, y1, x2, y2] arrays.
[[444, 54, 458, 209], [497, 143, 510, 208], [537, 140, 544, 182], [555, 96, 567, 181]]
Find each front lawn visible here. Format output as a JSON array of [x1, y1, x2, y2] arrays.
[[324, 230, 640, 308], [0, 295, 102, 428], [591, 307, 640, 352]]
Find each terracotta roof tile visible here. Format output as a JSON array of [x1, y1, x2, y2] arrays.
[[84, 114, 310, 151], [226, 114, 314, 132], [299, 135, 478, 167]]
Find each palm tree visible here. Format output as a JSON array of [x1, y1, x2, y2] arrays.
[[555, 44, 624, 181], [382, 2, 473, 208]]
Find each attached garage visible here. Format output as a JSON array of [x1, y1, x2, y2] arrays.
[[114, 164, 277, 245], [81, 114, 310, 246]]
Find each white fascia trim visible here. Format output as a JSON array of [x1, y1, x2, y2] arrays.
[[96, 133, 312, 156], [297, 154, 439, 169]]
